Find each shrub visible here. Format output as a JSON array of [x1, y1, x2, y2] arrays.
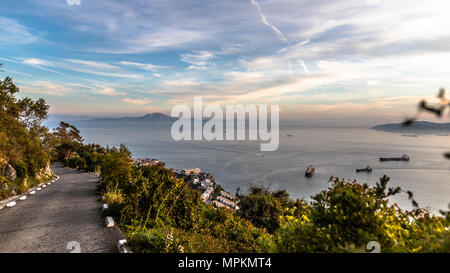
[[237, 185, 285, 233], [127, 229, 167, 253], [67, 157, 79, 169], [260, 176, 450, 253], [103, 189, 125, 219], [13, 161, 27, 179]]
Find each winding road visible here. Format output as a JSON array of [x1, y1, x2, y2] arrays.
[[0, 162, 124, 253]]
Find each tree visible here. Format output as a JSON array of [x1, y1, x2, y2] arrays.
[[54, 122, 83, 143], [237, 185, 284, 233], [100, 144, 133, 191], [0, 68, 54, 199], [1, 74, 49, 125], [53, 122, 84, 160]]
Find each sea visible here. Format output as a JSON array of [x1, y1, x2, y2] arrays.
[[77, 124, 450, 213]]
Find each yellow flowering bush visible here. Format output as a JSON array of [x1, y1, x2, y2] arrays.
[[260, 176, 449, 252]]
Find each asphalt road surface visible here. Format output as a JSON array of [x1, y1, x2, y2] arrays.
[[0, 162, 124, 253]]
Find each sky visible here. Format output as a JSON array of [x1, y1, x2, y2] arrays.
[[1, 0, 450, 125]]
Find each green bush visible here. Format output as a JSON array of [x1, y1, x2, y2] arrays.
[[237, 185, 291, 233], [67, 157, 79, 169], [259, 176, 450, 253], [127, 229, 167, 253], [13, 161, 27, 179]]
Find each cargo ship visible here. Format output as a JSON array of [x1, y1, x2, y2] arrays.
[[379, 154, 410, 162], [305, 166, 315, 177], [356, 166, 373, 173]]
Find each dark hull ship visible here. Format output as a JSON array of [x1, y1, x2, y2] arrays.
[[356, 166, 373, 173], [379, 154, 410, 162], [305, 166, 315, 177]]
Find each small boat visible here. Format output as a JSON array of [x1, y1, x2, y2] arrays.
[[286, 134, 293, 137], [256, 154, 264, 158], [305, 165, 315, 177], [356, 166, 373, 173], [379, 154, 410, 162]]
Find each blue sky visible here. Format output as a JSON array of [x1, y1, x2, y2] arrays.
[[1, 0, 450, 124]]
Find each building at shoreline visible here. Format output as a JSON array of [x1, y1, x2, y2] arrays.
[[181, 168, 201, 175], [220, 191, 237, 201], [133, 158, 161, 167], [216, 196, 238, 209], [201, 186, 214, 202], [172, 166, 238, 210]]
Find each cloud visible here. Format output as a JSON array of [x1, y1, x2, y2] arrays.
[[161, 79, 200, 87], [22, 57, 143, 79], [249, 0, 289, 44], [95, 29, 209, 54], [120, 61, 168, 72], [223, 71, 268, 84], [66, 59, 119, 70], [366, 0, 381, 6], [189, 65, 218, 71], [6, 0, 450, 119], [23, 58, 52, 66], [121, 98, 152, 105], [299, 60, 310, 74], [95, 87, 126, 97], [180, 51, 215, 66], [63, 59, 144, 78], [20, 81, 73, 96], [66, 0, 81, 6], [0, 17, 36, 44]]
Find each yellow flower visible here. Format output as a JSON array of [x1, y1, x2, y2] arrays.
[[301, 215, 310, 223]]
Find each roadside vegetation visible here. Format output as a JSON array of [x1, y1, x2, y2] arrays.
[[0, 67, 56, 199], [64, 136, 450, 252], [1, 71, 448, 252]]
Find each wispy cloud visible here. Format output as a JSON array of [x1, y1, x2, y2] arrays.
[[121, 98, 152, 105], [22, 57, 143, 79], [66, 0, 81, 6], [5, 0, 450, 120], [20, 81, 74, 96], [0, 17, 37, 44], [120, 61, 168, 72], [23, 58, 52, 66], [249, 0, 289, 44], [180, 51, 215, 66], [66, 59, 119, 70], [95, 87, 125, 97], [94, 29, 209, 54]]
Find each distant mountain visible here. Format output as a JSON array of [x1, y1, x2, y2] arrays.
[[371, 121, 450, 133], [44, 114, 95, 129], [83, 112, 176, 123], [75, 112, 178, 128]]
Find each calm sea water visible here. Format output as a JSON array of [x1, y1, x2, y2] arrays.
[[79, 125, 450, 213]]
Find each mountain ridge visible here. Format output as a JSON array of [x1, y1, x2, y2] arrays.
[[371, 121, 450, 132], [82, 112, 177, 123]]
